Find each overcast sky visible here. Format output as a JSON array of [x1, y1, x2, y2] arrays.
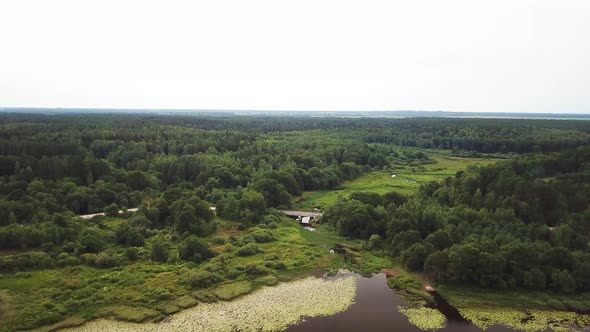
[[1, 0, 589, 113]]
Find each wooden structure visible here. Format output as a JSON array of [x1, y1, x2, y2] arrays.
[[281, 210, 322, 218]]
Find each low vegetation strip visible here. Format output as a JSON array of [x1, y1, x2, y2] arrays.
[[398, 307, 447, 331], [458, 308, 590, 332], [64, 275, 359, 332]]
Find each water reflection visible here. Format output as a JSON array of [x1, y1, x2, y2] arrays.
[[284, 273, 516, 332]]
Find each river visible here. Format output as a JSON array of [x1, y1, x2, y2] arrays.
[[285, 273, 517, 332]]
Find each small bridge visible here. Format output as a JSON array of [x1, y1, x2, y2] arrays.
[[281, 210, 322, 218]]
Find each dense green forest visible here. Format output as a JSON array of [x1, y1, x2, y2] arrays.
[[0, 113, 589, 330], [323, 147, 590, 294], [0, 114, 588, 269]]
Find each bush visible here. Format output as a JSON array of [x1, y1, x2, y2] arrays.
[[387, 275, 422, 291], [262, 214, 281, 225], [104, 203, 120, 217], [211, 236, 226, 245], [244, 263, 270, 276], [80, 253, 98, 265], [226, 268, 242, 279], [185, 271, 224, 289], [238, 235, 255, 246], [56, 253, 81, 267], [115, 224, 145, 247], [179, 236, 215, 264], [95, 251, 122, 268], [236, 243, 262, 257], [0, 251, 54, 272], [250, 229, 276, 243], [367, 234, 383, 251], [125, 247, 139, 261], [151, 241, 169, 263], [274, 262, 287, 270], [78, 229, 107, 253]]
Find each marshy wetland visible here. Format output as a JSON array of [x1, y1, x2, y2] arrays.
[[62, 271, 590, 332]]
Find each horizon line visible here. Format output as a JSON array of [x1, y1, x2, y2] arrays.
[[1, 106, 590, 115]]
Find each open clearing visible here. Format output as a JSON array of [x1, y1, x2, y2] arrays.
[[294, 155, 503, 210]]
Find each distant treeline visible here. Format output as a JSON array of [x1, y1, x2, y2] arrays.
[[1, 113, 588, 154]]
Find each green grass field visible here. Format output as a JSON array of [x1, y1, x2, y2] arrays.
[[294, 155, 502, 210]]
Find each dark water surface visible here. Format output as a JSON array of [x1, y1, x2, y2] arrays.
[[284, 273, 516, 332]]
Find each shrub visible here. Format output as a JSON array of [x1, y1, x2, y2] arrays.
[[179, 236, 215, 264], [0, 251, 53, 272], [78, 229, 106, 253], [274, 262, 287, 270], [125, 247, 139, 261], [115, 224, 145, 247], [387, 275, 422, 291], [95, 251, 122, 268], [56, 252, 80, 267], [80, 253, 98, 265], [367, 234, 383, 251], [250, 229, 276, 243], [236, 243, 262, 257], [226, 268, 242, 279], [262, 214, 281, 225], [244, 263, 270, 276], [104, 203, 120, 217], [211, 236, 226, 245], [151, 241, 169, 263], [185, 270, 224, 289], [237, 235, 255, 246]]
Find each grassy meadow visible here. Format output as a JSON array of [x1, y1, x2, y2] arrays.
[[294, 154, 502, 210]]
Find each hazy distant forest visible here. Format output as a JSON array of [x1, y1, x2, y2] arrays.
[[0, 114, 589, 329]]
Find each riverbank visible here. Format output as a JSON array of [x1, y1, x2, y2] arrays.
[[62, 275, 358, 332], [435, 285, 590, 331], [381, 264, 590, 332]]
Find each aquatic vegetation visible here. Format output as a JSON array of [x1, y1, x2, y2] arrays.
[[211, 280, 253, 300], [398, 306, 447, 331], [459, 308, 590, 332], [64, 275, 359, 332]]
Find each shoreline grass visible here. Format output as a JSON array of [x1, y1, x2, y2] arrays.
[[62, 275, 359, 332]]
